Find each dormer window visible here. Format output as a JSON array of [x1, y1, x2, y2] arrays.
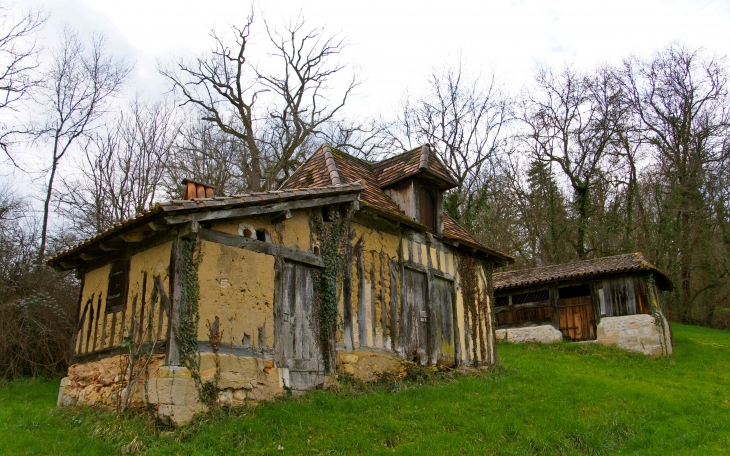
[[419, 186, 436, 232]]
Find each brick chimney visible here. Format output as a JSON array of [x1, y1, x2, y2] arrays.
[[182, 179, 215, 199]]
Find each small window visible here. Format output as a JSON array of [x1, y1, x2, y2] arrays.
[[256, 229, 268, 242], [558, 285, 591, 299], [106, 258, 130, 313], [598, 288, 607, 316], [419, 186, 436, 232]]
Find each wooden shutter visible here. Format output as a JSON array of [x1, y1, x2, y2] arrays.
[[419, 186, 436, 232], [106, 258, 130, 313]]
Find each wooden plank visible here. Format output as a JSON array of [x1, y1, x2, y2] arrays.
[[109, 310, 117, 349], [100, 295, 108, 350], [129, 293, 138, 344], [164, 193, 360, 225], [389, 258, 399, 352], [370, 253, 376, 347], [433, 276, 455, 366], [76, 298, 90, 354], [84, 300, 95, 354], [78, 230, 178, 274], [356, 239, 367, 348], [92, 295, 101, 352], [166, 237, 183, 365], [139, 272, 147, 344], [380, 250, 387, 349], [73, 341, 166, 363], [342, 232, 354, 350], [199, 228, 324, 268]]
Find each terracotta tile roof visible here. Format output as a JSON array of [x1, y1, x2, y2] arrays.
[[282, 145, 512, 264], [372, 144, 458, 190], [282, 146, 421, 228], [494, 253, 674, 292], [47, 183, 364, 269]]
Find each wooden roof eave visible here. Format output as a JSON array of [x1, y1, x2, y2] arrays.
[[442, 236, 515, 266], [495, 268, 674, 293], [48, 185, 364, 272]]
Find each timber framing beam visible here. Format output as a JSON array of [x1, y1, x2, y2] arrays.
[[199, 228, 324, 268], [163, 194, 360, 225]]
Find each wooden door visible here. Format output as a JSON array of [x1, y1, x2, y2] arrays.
[[276, 261, 323, 390], [557, 296, 596, 341], [400, 268, 428, 364], [431, 277, 455, 366]]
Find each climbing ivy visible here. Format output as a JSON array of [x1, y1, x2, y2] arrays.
[[645, 274, 670, 355], [174, 237, 203, 390], [457, 253, 483, 365], [311, 206, 349, 373]]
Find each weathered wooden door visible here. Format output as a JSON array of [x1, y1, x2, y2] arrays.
[[431, 277, 455, 366], [275, 261, 323, 390], [400, 268, 428, 364], [557, 296, 596, 341]]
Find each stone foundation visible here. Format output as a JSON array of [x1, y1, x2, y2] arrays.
[[57, 354, 166, 408], [596, 313, 672, 356], [337, 350, 410, 381], [495, 325, 563, 344], [58, 352, 290, 425]]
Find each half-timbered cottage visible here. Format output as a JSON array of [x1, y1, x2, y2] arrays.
[[493, 253, 673, 355], [49, 144, 512, 424]]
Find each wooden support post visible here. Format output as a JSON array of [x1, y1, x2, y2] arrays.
[[549, 286, 560, 330], [343, 229, 354, 350], [166, 237, 183, 365], [380, 250, 387, 349], [356, 239, 367, 348], [370, 253, 377, 346]]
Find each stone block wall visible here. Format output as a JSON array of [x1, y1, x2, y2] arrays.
[[338, 350, 409, 381], [495, 325, 563, 344], [58, 352, 290, 425], [596, 313, 672, 356]]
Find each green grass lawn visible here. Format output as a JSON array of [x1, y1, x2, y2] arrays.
[[1, 322, 729, 455]]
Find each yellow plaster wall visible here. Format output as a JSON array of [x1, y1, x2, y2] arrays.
[[350, 222, 400, 349], [211, 210, 312, 252], [77, 264, 110, 355], [123, 242, 173, 348], [78, 242, 172, 355], [197, 240, 276, 348]]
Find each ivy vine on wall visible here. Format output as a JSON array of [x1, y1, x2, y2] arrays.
[[174, 237, 203, 390], [311, 206, 349, 373]]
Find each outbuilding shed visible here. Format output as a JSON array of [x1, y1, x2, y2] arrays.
[[493, 253, 673, 356]]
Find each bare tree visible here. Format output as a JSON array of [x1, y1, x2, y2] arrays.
[[0, 5, 46, 159], [164, 118, 249, 198], [621, 45, 730, 322], [35, 26, 131, 259], [519, 65, 623, 259], [389, 61, 510, 226], [58, 97, 176, 238], [160, 11, 357, 191]]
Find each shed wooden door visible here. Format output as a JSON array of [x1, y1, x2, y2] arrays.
[[400, 268, 428, 364], [431, 277, 455, 366], [275, 261, 323, 390], [557, 296, 596, 341]]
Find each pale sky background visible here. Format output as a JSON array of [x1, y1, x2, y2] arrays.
[[20, 0, 730, 117], [4, 0, 730, 226]]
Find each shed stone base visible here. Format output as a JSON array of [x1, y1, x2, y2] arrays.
[[495, 325, 563, 344], [596, 314, 672, 356]]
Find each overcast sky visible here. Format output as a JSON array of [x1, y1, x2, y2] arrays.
[[5, 0, 729, 228], [21, 0, 730, 118]]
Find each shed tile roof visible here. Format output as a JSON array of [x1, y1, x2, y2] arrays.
[[494, 253, 674, 292]]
